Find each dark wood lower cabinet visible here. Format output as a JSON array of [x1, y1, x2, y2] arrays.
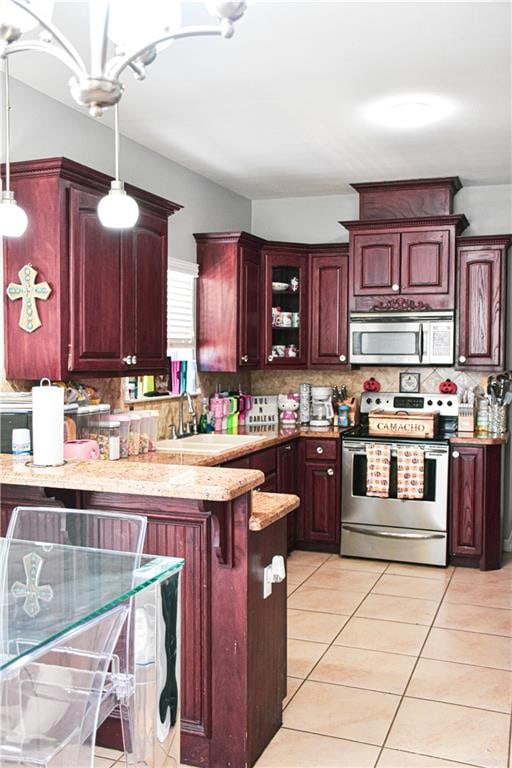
[[449, 444, 502, 570], [277, 441, 298, 550], [0, 485, 287, 768], [296, 438, 341, 553]]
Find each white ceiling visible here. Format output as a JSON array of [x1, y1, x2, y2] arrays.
[[8, 1, 512, 199]]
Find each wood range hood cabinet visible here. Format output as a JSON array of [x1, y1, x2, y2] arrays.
[[3, 157, 182, 381]]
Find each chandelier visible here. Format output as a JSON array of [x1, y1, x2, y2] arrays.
[[0, 0, 250, 233]]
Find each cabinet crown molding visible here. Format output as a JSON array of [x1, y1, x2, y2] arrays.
[[2, 157, 182, 216], [339, 214, 469, 235], [457, 234, 512, 248]]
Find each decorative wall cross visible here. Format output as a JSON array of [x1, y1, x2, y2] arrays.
[[6, 263, 52, 333], [11, 552, 54, 617]]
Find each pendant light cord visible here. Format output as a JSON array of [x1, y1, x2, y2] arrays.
[[4, 57, 11, 191], [114, 102, 119, 182]]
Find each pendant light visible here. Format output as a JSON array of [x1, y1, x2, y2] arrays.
[[0, 57, 27, 238], [97, 104, 139, 229]]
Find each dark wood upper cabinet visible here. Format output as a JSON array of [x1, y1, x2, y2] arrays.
[[3, 157, 180, 380], [262, 244, 308, 369], [351, 232, 400, 296], [309, 245, 349, 367], [194, 231, 264, 372], [456, 235, 511, 371], [342, 216, 468, 311]]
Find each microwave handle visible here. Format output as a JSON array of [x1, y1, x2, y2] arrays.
[[418, 322, 424, 363]]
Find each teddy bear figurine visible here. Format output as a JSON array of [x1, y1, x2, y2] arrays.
[[278, 392, 300, 424]]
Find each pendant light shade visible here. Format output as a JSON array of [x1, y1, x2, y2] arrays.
[[0, 57, 28, 238], [98, 180, 139, 229], [108, 0, 181, 55], [0, 0, 54, 38], [0, 190, 27, 236], [97, 104, 139, 229]]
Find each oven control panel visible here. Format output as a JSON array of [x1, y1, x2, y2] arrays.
[[360, 392, 458, 417]]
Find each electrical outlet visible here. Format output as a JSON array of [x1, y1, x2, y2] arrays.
[[263, 564, 273, 599]]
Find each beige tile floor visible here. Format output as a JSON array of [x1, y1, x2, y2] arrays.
[[95, 551, 512, 768], [257, 550, 512, 768]]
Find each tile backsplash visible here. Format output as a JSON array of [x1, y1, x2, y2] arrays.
[[250, 367, 488, 397]]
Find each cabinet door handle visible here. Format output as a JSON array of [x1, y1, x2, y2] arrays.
[[316, 446, 324, 454], [458, 355, 466, 364], [339, 354, 346, 362], [267, 355, 274, 362], [241, 354, 249, 363], [123, 355, 133, 365], [452, 451, 460, 458], [326, 468, 334, 476], [132, 355, 137, 365], [392, 283, 400, 292], [284, 444, 292, 451]]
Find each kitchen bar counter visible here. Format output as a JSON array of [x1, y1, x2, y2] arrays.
[[249, 490, 300, 531], [0, 454, 264, 501]]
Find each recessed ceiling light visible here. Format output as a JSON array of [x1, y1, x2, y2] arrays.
[[366, 95, 454, 129]]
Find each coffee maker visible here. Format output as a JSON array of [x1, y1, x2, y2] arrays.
[[310, 386, 334, 427]]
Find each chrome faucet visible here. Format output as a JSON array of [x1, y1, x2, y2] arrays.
[[176, 390, 196, 438]]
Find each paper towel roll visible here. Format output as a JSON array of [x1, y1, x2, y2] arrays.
[[32, 379, 64, 466]]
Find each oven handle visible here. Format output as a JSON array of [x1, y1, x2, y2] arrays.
[[418, 322, 424, 363], [342, 525, 445, 541]]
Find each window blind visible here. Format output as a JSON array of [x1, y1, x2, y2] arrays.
[[167, 258, 199, 351]]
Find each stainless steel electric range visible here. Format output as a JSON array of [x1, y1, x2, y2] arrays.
[[341, 392, 459, 566]]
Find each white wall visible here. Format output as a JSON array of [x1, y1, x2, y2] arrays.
[[252, 184, 512, 242], [9, 78, 252, 263]]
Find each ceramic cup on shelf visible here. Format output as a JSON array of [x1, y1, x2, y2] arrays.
[[290, 276, 299, 292], [285, 344, 298, 357], [291, 312, 300, 327], [273, 345, 285, 357], [280, 311, 292, 327], [272, 306, 281, 326]]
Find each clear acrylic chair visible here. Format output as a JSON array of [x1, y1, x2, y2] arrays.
[[5, 506, 147, 767]]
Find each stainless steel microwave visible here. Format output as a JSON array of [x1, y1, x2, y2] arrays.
[[349, 311, 454, 366]]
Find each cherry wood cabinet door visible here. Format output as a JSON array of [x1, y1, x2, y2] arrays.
[[302, 460, 340, 549], [122, 208, 168, 373], [400, 229, 450, 295], [69, 188, 125, 373], [238, 242, 262, 368], [457, 239, 508, 370], [309, 250, 349, 367], [351, 232, 400, 296], [450, 446, 483, 558], [262, 248, 308, 368], [277, 441, 298, 549]]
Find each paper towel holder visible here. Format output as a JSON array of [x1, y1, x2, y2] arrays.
[[28, 378, 67, 467]]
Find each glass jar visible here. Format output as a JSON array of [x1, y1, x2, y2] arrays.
[[476, 399, 489, 435], [88, 419, 119, 460], [139, 414, 151, 454], [488, 404, 507, 435], [145, 410, 159, 451], [127, 413, 141, 456]]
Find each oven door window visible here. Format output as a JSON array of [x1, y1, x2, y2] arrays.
[[352, 451, 436, 502]]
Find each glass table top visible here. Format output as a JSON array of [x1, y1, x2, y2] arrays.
[[0, 538, 184, 673]]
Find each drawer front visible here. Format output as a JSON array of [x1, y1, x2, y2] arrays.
[[250, 446, 277, 476], [305, 439, 338, 461]]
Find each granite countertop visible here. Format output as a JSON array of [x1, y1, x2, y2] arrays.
[[134, 425, 347, 468], [0, 454, 264, 502], [249, 491, 300, 532], [449, 431, 509, 446]]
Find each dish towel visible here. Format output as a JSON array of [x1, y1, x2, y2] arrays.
[[397, 445, 425, 500], [366, 443, 391, 498]]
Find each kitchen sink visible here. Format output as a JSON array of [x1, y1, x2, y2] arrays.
[[155, 433, 267, 455]]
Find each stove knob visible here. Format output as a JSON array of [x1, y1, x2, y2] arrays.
[[427, 400, 433, 406], [366, 398, 372, 404], [375, 398, 381, 405], [447, 400, 453, 406], [437, 400, 443, 407]]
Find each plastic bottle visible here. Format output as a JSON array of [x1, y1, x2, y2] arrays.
[[12, 428, 31, 462], [338, 404, 350, 428], [198, 398, 209, 433]]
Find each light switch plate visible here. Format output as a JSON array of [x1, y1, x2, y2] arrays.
[[263, 564, 273, 599]]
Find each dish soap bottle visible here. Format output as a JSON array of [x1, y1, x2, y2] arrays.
[[198, 398, 209, 434]]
